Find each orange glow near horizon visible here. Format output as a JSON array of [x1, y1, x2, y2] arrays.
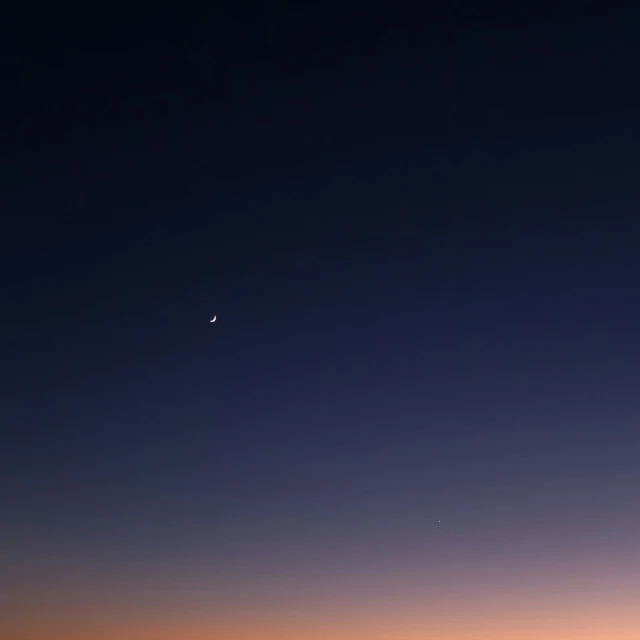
[[4, 541, 639, 639], [4, 574, 640, 640], [4, 611, 640, 640]]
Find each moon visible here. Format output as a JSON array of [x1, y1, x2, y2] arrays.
[[210, 315, 217, 323]]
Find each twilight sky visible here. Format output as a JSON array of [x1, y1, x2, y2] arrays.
[[2, 4, 640, 638]]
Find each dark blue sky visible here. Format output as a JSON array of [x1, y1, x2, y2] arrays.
[[2, 6, 640, 632]]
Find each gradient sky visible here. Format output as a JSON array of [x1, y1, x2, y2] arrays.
[[3, 4, 640, 638]]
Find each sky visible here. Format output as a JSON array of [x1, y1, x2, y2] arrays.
[[2, 4, 640, 638]]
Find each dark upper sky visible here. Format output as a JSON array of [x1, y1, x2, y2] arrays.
[[2, 4, 640, 634]]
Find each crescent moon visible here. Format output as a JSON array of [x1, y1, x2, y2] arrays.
[[210, 316, 217, 323]]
